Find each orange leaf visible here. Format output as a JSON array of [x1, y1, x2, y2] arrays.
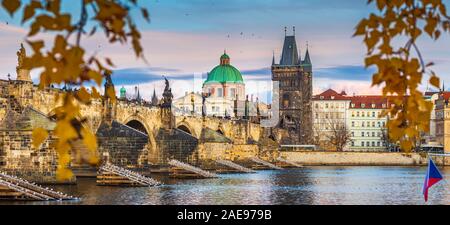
[[430, 75, 440, 88], [2, 0, 21, 16], [32, 127, 49, 149]]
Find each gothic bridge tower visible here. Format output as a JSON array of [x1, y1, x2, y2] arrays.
[[271, 27, 313, 145]]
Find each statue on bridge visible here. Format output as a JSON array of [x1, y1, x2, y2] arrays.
[[161, 76, 175, 129], [103, 72, 116, 125], [16, 44, 25, 73], [161, 76, 173, 108], [15, 44, 32, 82]]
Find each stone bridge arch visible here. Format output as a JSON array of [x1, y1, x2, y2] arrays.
[[122, 115, 152, 136], [126, 120, 148, 135], [176, 121, 198, 138]]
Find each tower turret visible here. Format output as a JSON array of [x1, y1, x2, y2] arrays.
[[302, 44, 312, 72], [151, 88, 159, 106], [120, 86, 127, 100]]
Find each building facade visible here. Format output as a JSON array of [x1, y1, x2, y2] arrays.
[[312, 89, 351, 150], [312, 89, 389, 151], [435, 92, 450, 153], [424, 92, 440, 144], [271, 28, 313, 145], [347, 96, 388, 151]]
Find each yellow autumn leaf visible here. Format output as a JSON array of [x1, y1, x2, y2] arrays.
[[22, 1, 42, 23], [81, 127, 97, 152], [76, 87, 91, 104], [88, 70, 103, 86], [2, 0, 21, 16], [91, 87, 102, 99], [56, 167, 74, 181], [106, 86, 117, 103], [55, 120, 78, 142], [400, 140, 413, 153], [430, 75, 440, 88], [32, 128, 49, 149]]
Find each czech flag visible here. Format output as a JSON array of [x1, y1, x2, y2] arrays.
[[423, 158, 443, 202]]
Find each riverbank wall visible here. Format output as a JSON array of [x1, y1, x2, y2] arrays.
[[281, 151, 449, 166]]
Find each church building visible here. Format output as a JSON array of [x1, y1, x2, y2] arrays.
[[174, 52, 247, 118]]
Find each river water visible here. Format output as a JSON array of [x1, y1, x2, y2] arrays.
[[3, 166, 450, 205]]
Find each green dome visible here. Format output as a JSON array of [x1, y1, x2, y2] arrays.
[[120, 86, 126, 93], [204, 53, 244, 85]]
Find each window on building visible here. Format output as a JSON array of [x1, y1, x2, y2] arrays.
[[362, 132, 365, 137], [362, 104, 366, 108], [325, 103, 329, 108], [217, 88, 223, 97], [283, 93, 290, 108], [372, 132, 375, 137], [362, 142, 365, 147], [367, 141, 370, 147], [357, 112, 360, 117], [352, 121, 355, 127], [351, 132, 354, 137], [377, 142, 380, 147], [351, 142, 355, 147], [372, 122, 375, 127], [372, 142, 375, 147], [372, 112, 376, 117], [362, 122, 365, 127], [229, 88, 236, 98], [315, 103, 319, 109], [362, 112, 365, 117]]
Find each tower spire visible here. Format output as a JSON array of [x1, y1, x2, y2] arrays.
[[279, 29, 299, 65], [284, 26, 287, 36], [272, 50, 275, 65], [303, 42, 311, 66], [293, 26, 295, 36]]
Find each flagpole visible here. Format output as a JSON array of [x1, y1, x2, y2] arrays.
[[424, 155, 446, 204]]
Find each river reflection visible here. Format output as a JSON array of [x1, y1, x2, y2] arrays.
[[2, 166, 449, 205]]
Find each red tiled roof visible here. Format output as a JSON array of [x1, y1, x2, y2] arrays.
[[350, 96, 387, 109], [424, 91, 439, 97], [439, 92, 450, 101], [312, 89, 351, 100]]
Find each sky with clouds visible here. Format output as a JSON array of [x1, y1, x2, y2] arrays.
[[1, 0, 450, 103]]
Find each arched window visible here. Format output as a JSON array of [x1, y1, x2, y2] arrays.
[[282, 93, 290, 108]]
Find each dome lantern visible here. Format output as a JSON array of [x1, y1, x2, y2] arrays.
[[220, 50, 230, 65], [120, 86, 126, 99]]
